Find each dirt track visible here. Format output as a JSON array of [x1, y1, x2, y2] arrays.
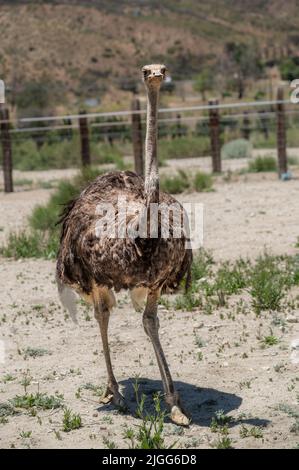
[[0, 165, 298, 449]]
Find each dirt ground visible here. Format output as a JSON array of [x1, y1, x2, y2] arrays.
[[0, 159, 298, 449]]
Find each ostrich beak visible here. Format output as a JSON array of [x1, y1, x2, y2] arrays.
[[148, 71, 164, 84]]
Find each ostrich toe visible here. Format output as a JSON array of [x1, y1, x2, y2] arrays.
[[170, 405, 190, 426], [100, 386, 126, 409]]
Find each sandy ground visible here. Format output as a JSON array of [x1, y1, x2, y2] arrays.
[[0, 161, 298, 449]]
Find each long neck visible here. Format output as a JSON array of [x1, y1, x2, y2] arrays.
[[144, 86, 159, 205]]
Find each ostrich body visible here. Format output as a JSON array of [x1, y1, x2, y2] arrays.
[[56, 64, 192, 425]]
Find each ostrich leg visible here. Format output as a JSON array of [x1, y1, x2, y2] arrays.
[[142, 290, 190, 426], [94, 301, 125, 408]]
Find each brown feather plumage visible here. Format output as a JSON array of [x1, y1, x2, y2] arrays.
[[56, 170, 192, 298]]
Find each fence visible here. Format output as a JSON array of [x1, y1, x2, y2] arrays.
[[0, 87, 295, 192]]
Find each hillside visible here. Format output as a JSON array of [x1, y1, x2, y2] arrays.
[[0, 0, 299, 111]]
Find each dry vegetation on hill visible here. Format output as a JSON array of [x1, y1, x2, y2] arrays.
[[1, 0, 299, 111]]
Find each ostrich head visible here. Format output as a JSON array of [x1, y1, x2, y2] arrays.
[[142, 64, 167, 89]]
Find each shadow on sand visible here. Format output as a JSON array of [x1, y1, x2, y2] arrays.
[[98, 377, 269, 428]]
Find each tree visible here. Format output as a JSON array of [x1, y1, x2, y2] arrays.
[[224, 42, 264, 99], [279, 57, 299, 81], [193, 69, 214, 100]]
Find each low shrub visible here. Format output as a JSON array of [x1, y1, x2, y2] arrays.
[[159, 136, 211, 160], [193, 171, 213, 192], [221, 139, 252, 160], [248, 156, 277, 172], [160, 170, 189, 194]]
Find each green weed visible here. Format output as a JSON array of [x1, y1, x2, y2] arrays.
[[10, 393, 63, 410], [124, 381, 174, 449], [193, 172, 213, 192], [62, 408, 82, 432], [248, 156, 277, 172]]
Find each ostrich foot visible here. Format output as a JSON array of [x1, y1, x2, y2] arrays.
[[170, 406, 190, 426], [100, 386, 126, 409], [166, 393, 190, 426]]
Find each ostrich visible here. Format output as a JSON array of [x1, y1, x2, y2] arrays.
[[56, 64, 193, 426]]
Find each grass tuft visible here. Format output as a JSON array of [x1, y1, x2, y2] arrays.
[[160, 170, 190, 194], [250, 253, 289, 313], [62, 408, 82, 432], [23, 347, 50, 359], [248, 156, 277, 172], [193, 171, 213, 192]]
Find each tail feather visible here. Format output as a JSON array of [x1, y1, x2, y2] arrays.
[[56, 274, 78, 323]]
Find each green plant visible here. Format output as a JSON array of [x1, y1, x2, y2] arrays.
[[81, 382, 104, 397], [0, 403, 17, 418], [221, 139, 252, 160], [159, 136, 211, 160], [20, 372, 32, 393], [210, 259, 250, 306], [1, 374, 15, 384], [10, 393, 63, 410], [20, 430, 32, 438], [290, 420, 299, 435], [191, 249, 214, 281], [7, 135, 125, 171], [278, 403, 299, 419], [23, 347, 50, 359], [261, 335, 279, 347], [240, 425, 263, 438], [279, 56, 299, 81], [0, 230, 58, 259], [250, 253, 288, 313], [199, 258, 250, 307], [103, 437, 117, 449], [288, 156, 299, 166], [193, 69, 214, 100], [160, 170, 189, 194], [174, 288, 201, 311], [197, 351, 203, 361], [248, 156, 277, 172], [210, 410, 232, 431], [194, 336, 205, 348], [1, 168, 103, 260], [62, 408, 82, 432], [124, 381, 174, 449], [193, 172, 213, 192], [214, 436, 233, 449]]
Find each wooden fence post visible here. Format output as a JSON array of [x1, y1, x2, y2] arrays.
[[0, 106, 13, 193], [258, 109, 269, 140], [131, 96, 143, 175], [63, 118, 73, 140], [276, 87, 288, 178], [176, 113, 182, 138], [209, 99, 221, 173], [79, 111, 91, 167], [242, 111, 251, 140]]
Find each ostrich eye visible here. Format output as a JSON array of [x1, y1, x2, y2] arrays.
[[142, 69, 149, 78], [161, 67, 166, 74]]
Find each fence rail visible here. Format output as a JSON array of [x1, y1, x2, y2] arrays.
[[0, 90, 296, 192]]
